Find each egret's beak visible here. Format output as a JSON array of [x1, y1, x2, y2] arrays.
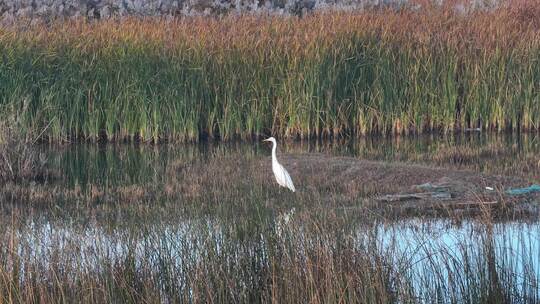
[[263, 138, 270, 142]]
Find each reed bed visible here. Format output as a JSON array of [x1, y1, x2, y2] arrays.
[[0, 137, 539, 302], [0, 4, 538, 142], [0, 114, 52, 183], [0, 208, 538, 303]]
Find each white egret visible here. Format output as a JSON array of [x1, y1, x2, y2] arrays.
[[263, 137, 296, 192]]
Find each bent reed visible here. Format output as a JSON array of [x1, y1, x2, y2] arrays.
[[0, 4, 539, 142]]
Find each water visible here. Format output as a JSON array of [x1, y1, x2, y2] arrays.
[[1, 133, 540, 301], [5, 213, 540, 301], [376, 220, 540, 293], [44, 132, 540, 187]]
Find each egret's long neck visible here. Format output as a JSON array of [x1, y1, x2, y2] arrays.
[[271, 141, 277, 162]]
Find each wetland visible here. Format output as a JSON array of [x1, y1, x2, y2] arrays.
[[1, 133, 539, 303]]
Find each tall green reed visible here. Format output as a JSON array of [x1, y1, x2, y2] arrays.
[[0, 8, 538, 142]]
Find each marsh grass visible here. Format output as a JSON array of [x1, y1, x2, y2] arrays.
[[345, 134, 540, 180], [0, 111, 52, 183], [0, 4, 539, 142], [0, 208, 538, 303], [0, 139, 536, 224], [0, 138, 539, 302]]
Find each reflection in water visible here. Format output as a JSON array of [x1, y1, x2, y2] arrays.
[[45, 133, 540, 187], [1, 133, 539, 301], [8, 216, 540, 299], [377, 220, 540, 294]]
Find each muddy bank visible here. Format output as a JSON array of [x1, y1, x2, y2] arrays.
[[1, 151, 538, 218], [274, 154, 540, 216]]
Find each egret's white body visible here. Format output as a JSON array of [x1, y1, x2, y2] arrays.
[[263, 137, 296, 192]]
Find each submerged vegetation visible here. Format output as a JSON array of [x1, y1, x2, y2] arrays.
[[0, 134, 539, 218], [0, 136, 538, 302], [1, 211, 539, 303], [0, 4, 539, 142]]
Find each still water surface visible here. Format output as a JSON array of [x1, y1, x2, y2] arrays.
[[3, 133, 540, 299], [47, 132, 540, 187]]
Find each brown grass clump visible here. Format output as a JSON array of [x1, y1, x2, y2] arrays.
[[0, 114, 53, 183]]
